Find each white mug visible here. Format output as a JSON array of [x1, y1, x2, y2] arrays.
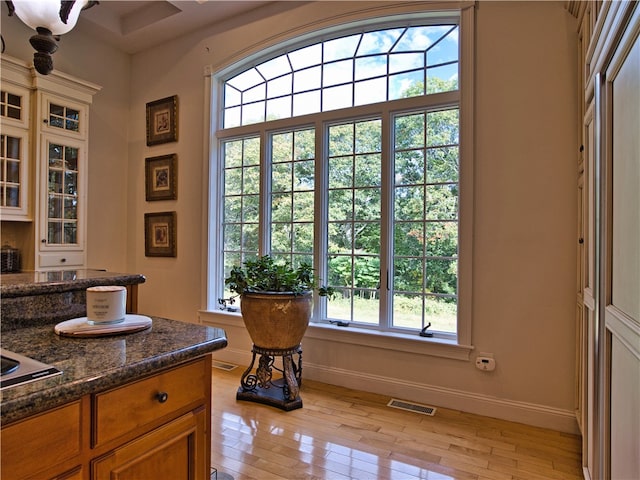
[[86, 286, 127, 324]]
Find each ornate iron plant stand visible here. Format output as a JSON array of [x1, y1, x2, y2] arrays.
[[236, 345, 303, 411]]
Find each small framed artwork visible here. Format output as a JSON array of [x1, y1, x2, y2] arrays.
[[145, 154, 177, 201], [146, 95, 178, 146], [144, 211, 177, 257]]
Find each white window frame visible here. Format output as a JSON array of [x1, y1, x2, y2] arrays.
[[203, 5, 475, 359]]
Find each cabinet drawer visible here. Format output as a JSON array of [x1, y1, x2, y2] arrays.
[[1, 401, 82, 480], [38, 252, 84, 268], [93, 359, 207, 447]]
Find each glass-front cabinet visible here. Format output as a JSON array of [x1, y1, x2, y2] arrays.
[[0, 55, 100, 271], [38, 133, 86, 267], [0, 67, 31, 221]]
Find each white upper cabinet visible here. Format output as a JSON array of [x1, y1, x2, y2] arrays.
[[0, 55, 101, 270]]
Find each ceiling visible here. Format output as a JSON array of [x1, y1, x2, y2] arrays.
[[77, 1, 272, 54]]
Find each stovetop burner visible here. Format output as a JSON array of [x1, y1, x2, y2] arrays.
[[0, 349, 62, 390]]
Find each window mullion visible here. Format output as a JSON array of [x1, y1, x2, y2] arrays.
[[313, 119, 329, 320], [259, 128, 271, 255], [379, 109, 393, 329]]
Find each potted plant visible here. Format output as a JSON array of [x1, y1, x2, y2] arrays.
[[224, 255, 333, 350], [225, 255, 333, 410]]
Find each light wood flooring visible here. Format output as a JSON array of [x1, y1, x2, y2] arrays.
[[210, 366, 583, 480]]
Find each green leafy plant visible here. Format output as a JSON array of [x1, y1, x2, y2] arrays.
[[225, 255, 334, 298]]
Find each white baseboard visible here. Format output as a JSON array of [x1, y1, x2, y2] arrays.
[[212, 348, 579, 435], [304, 363, 579, 434]]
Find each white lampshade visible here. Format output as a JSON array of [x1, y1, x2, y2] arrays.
[[11, 0, 89, 35]]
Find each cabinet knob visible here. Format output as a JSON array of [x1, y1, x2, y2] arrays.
[[579, 238, 584, 244], [156, 391, 169, 403], [60, 258, 66, 263]]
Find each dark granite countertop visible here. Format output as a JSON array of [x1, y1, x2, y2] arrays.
[[0, 269, 146, 298], [0, 317, 228, 424]]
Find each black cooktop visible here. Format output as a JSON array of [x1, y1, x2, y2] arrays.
[[0, 349, 62, 389]]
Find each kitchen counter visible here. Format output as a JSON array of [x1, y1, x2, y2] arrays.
[[0, 269, 227, 425], [0, 269, 146, 298], [0, 316, 228, 424], [0, 269, 146, 328]]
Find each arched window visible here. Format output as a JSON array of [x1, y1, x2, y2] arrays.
[[210, 8, 473, 346], [223, 24, 459, 126]]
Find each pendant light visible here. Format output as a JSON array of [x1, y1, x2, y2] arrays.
[[6, 0, 99, 75]]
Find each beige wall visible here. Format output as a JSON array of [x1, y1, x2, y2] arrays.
[[1, 1, 580, 431]]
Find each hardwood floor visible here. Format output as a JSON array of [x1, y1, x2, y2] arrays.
[[210, 366, 583, 480]]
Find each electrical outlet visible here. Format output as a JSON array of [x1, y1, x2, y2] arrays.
[[475, 356, 496, 371]]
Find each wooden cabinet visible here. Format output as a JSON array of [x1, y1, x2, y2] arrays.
[[0, 55, 100, 271], [0, 400, 84, 480], [92, 409, 207, 480], [0, 356, 212, 480]]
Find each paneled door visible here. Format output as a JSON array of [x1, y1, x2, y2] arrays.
[[601, 6, 639, 479]]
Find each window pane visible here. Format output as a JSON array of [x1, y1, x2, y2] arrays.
[[395, 150, 425, 185], [289, 44, 322, 70], [257, 55, 291, 80], [244, 83, 266, 103], [354, 78, 386, 106], [327, 120, 382, 324], [355, 120, 381, 153], [269, 128, 315, 264], [294, 130, 314, 160], [293, 91, 320, 117], [389, 52, 424, 73], [272, 163, 292, 192], [389, 71, 424, 100], [222, 137, 262, 269], [324, 34, 359, 62], [355, 55, 387, 81], [227, 68, 263, 91], [292, 192, 314, 221], [323, 60, 353, 87], [267, 96, 291, 121], [328, 157, 352, 188], [293, 66, 321, 93], [267, 74, 292, 98], [357, 29, 403, 56], [225, 85, 241, 107], [395, 222, 424, 257], [393, 108, 459, 333], [242, 101, 265, 125]]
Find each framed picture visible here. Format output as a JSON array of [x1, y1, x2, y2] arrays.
[[144, 211, 177, 257], [145, 154, 177, 201], [146, 95, 178, 146]]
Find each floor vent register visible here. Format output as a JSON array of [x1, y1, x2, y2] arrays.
[[387, 398, 436, 416], [212, 361, 238, 371]]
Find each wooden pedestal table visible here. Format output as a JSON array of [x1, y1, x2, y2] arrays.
[[236, 345, 303, 411]]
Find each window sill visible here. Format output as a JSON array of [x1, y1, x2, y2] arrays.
[[200, 310, 474, 361]]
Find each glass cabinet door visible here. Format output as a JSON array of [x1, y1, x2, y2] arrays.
[[42, 135, 84, 248], [1, 131, 24, 209], [0, 86, 30, 219]]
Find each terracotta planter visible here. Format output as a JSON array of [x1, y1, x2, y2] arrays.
[[240, 291, 312, 350]]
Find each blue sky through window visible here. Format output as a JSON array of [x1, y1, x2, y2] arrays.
[[224, 24, 459, 127]]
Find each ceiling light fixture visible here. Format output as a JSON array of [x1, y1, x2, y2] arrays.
[[5, 0, 98, 75]]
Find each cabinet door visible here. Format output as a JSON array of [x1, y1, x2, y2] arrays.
[[38, 133, 86, 268], [0, 401, 83, 480], [0, 125, 30, 219], [1, 82, 31, 220], [40, 94, 88, 140], [91, 408, 207, 480]]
